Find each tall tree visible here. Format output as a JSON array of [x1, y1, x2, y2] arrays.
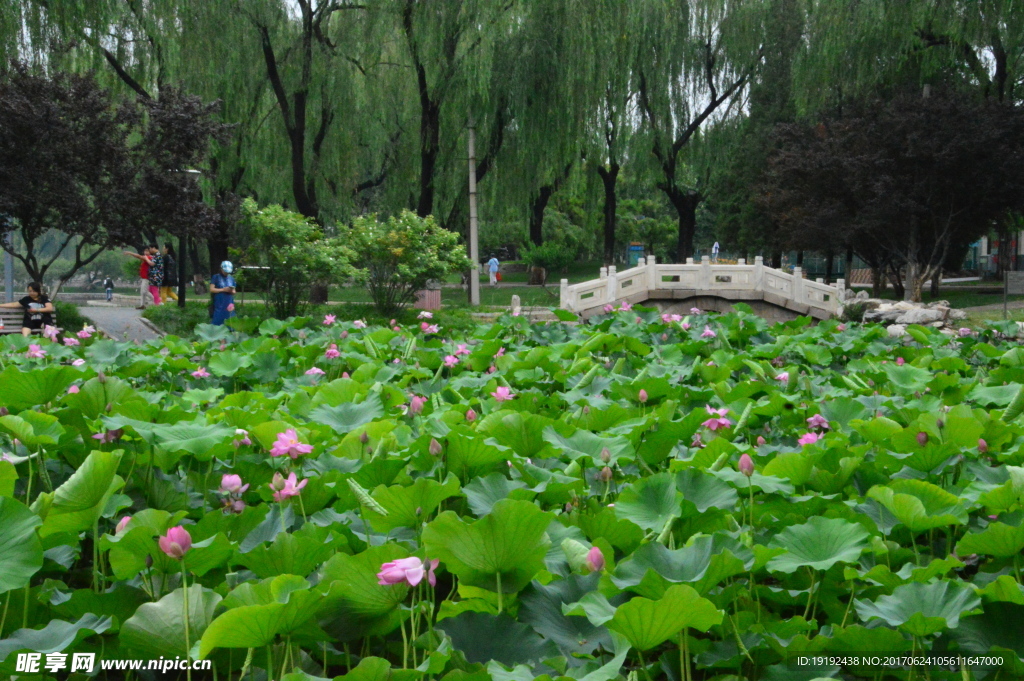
[[632, 0, 766, 262]]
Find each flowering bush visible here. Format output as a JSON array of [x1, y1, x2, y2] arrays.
[[0, 306, 1023, 679], [346, 210, 470, 315]]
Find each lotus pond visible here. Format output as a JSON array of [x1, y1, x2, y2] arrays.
[[1, 306, 1024, 680]]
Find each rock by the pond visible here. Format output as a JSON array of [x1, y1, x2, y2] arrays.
[[894, 308, 945, 324]]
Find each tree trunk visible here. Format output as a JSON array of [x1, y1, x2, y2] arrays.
[[529, 184, 555, 246], [871, 266, 883, 298], [845, 246, 854, 281], [771, 251, 783, 269], [824, 252, 834, 284], [796, 250, 804, 267], [667, 189, 701, 263], [416, 100, 441, 218], [597, 163, 620, 265], [930, 270, 940, 298], [208, 233, 229, 277], [905, 216, 919, 301]]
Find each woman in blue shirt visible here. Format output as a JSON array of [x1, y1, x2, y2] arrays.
[[210, 261, 236, 326]]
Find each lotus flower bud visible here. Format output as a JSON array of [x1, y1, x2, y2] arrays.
[[638, 389, 648, 403], [585, 546, 605, 573], [270, 472, 287, 491], [978, 438, 988, 453], [583, 406, 590, 416], [598, 466, 613, 482], [756, 436, 766, 446], [661, 333, 668, 341], [600, 447, 612, 463], [738, 453, 755, 477], [465, 408, 477, 422], [916, 432, 929, 447], [341, 330, 348, 339], [936, 419, 944, 429], [115, 516, 131, 535], [0, 407, 7, 416], [429, 438, 443, 456], [106, 402, 113, 413], [360, 432, 369, 444], [97, 371, 106, 383]]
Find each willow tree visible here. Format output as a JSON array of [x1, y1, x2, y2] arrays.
[[631, 0, 767, 262]]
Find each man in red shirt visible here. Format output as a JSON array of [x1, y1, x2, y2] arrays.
[[124, 247, 161, 308]]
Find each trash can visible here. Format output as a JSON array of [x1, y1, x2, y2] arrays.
[[628, 243, 644, 267]]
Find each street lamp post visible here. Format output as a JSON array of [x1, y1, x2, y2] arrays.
[[467, 119, 480, 306], [169, 169, 202, 308]]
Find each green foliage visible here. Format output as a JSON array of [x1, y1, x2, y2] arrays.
[[520, 240, 577, 274], [346, 211, 470, 315], [239, 198, 356, 318]]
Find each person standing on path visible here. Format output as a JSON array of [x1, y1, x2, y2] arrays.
[[0, 282, 55, 336], [210, 261, 236, 326], [103, 276, 114, 302], [160, 243, 179, 304], [712, 241, 720, 263], [487, 255, 500, 286], [148, 244, 164, 305], [124, 247, 160, 308]]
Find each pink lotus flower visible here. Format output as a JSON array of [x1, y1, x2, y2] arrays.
[[738, 453, 755, 477], [429, 438, 443, 456], [269, 471, 308, 502], [491, 386, 514, 402], [465, 408, 477, 422], [26, 344, 46, 359], [496, 347, 505, 358], [774, 372, 789, 383], [618, 302, 632, 311], [377, 556, 439, 587], [681, 322, 691, 330], [756, 435, 766, 446], [423, 323, 440, 334], [978, 438, 988, 453], [72, 358, 86, 366], [702, 405, 732, 431], [305, 367, 325, 376], [837, 324, 846, 331], [191, 367, 210, 378], [958, 328, 971, 337], [487, 365, 496, 373], [324, 314, 336, 325], [227, 303, 235, 312], [444, 355, 459, 367], [43, 325, 59, 341], [409, 395, 426, 415], [115, 516, 131, 535], [896, 357, 905, 366], [418, 311, 433, 319], [92, 429, 123, 443], [341, 330, 349, 339], [63, 336, 80, 346], [158, 525, 192, 559], [232, 429, 251, 447], [77, 325, 95, 339], [603, 304, 615, 313], [700, 325, 716, 338], [270, 428, 314, 459], [806, 414, 830, 430], [325, 343, 340, 359], [638, 389, 648, 403], [220, 474, 249, 495], [393, 326, 401, 332], [798, 432, 821, 446], [353, 320, 367, 329], [68, 384, 80, 394], [455, 344, 470, 356], [585, 546, 605, 572]]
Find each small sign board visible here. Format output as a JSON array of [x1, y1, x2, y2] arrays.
[[1005, 272, 1024, 318]]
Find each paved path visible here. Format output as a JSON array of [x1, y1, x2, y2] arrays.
[[80, 306, 161, 343]]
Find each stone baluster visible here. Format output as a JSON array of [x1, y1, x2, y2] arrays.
[[646, 255, 657, 293], [606, 265, 617, 305], [560, 278, 570, 310], [792, 266, 805, 305], [700, 256, 712, 289]]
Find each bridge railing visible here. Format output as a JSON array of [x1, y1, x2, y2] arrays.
[[560, 255, 844, 317]]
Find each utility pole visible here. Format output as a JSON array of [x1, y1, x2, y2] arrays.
[[468, 118, 481, 306]]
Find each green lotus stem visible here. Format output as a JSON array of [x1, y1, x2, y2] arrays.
[[748, 478, 755, 529], [25, 454, 33, 506], [657, 518, 675, 545], [202, 459, 213, 513], [92, 519, 100, 593], [182, 561, 192, 681], [1003, 383, 1024, 421], [495, 571, 503, 615], [678, 631, 688, 681], [0, 591, 9, 636], [36, 448, 53, 493], [840, 583, 855, 628], [636, 648, 654, 681], [1015, 555, 1022, 584], [803, 569, 816, 620], [266, 645, 273, 681], [733, 403, 753, 433], [399, 607, 409, 668]]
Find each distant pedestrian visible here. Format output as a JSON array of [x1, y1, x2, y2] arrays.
[[210, 261, 236, 326], [712, 241, 720, 263], [160, 243, 179, 304], [103, 276, 114, 302], [124, 246, 161, 308], [487, 255, 500, 286]]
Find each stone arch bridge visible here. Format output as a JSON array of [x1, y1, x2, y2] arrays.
[[559, 256, 843, 322]]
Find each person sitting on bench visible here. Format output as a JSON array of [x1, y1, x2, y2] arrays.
[[0, 282, 55, 336]]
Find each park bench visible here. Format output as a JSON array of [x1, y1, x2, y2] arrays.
[[0, 308, 58, 334]]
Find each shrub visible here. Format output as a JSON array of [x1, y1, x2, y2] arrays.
[[521, 240, 576, 275], [239, 199, 356, 318], [347, 210, 471, 315], [53, 301, 90, 334]]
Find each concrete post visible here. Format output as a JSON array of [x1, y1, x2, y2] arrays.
[[635, 257, 646, 291], [467, 121, 480, 306], [836, 278, 846, 303], [792, 266, 804, 305], [606, 265, 617, 305], [600, 266, 608, 279], [686, 257, 694, 265], [646, 254, 657, 294], [754, 255, 764, 291], [700, 256, 712, 289], [560, 278, 570, 310]]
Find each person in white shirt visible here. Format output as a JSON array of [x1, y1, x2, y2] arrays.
[[712, 241, 720, 263], [487, 256, 500, 286]]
